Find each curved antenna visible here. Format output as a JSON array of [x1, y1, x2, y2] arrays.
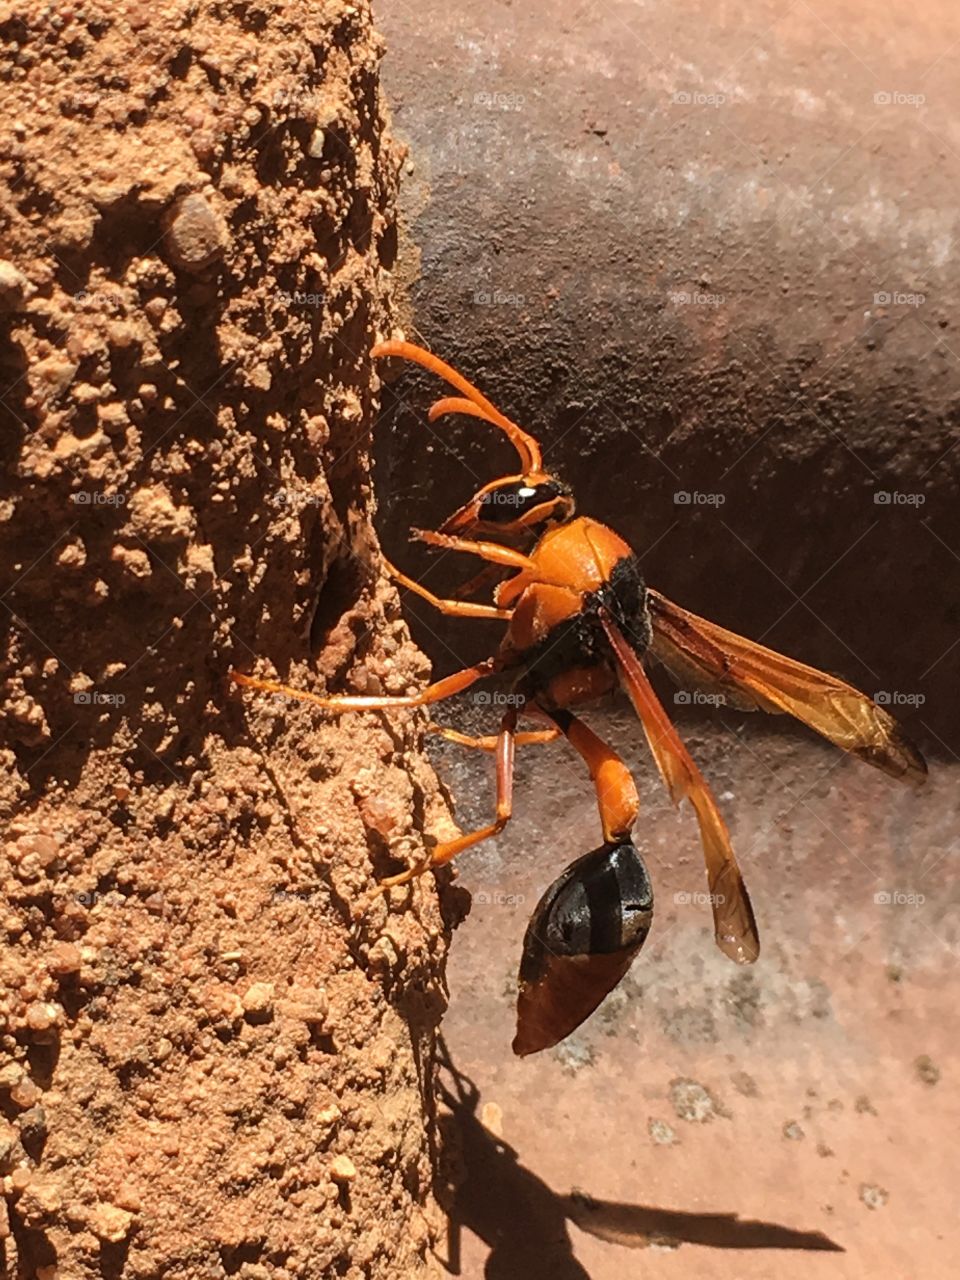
[[427, 395, 510, 428], [427, 395, 490, 423], [372, 339, 543, 472]]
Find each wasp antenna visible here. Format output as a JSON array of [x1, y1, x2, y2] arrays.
[[372, 339, 542, 472], [427, 396, 500, 426]]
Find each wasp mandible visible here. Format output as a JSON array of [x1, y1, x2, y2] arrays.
[[233, 341, 926, 1056]]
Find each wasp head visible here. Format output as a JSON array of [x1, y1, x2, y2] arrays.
[[440, 472, 575, 537], [371, 341, 573, 542]]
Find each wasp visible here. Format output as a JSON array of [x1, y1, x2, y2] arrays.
[[233, 341, 926, 1056]]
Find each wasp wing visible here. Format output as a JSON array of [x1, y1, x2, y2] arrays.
[[647, 589, 926, 782], [599, 609, 760, 965]]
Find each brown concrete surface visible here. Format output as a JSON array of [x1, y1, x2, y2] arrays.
[[429, 699, 958, 1279], [369, 2, 960, 1276], [373, 0, 960, 750]]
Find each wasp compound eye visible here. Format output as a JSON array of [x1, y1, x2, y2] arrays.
[[512, 840, 654, 1056], [478, 479, 567, 524]]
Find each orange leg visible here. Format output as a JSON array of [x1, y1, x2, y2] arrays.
[[231, 659, 498, 712], [544, 709, 639, 843], [383, 556, 512, 620], [453, 562, 507, 602], [411, 528, 537, 572], [381, 708, 519, 888], [429, 723, 560, 750]]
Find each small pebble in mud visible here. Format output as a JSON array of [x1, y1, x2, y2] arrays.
[[669, 1078, 721, 1123], [859, 1183, 889, 1211], [648, 1118, 679, 1146], [26, 1001, 63, 1040], [329, 1154, 357, 1185], [914, 1054, 940, 1086], [18, 1105, 47, 1145], [782, 1120, 805, 1141], [278, 984, 328, 1026], [0, 259, 31, 310], [0, 1063, 24, 1091], [480, 1102, 503, 1137], [0, 1118, 20, 1165], [316, 1103, 341, 1132], [163, 192, 229, 271], [10, 1077, 41, 1110], [89, 1201, 135, 1242], [242, 982, 275, 1022]]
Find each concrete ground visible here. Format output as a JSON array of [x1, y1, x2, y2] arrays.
[[374, 0, 960, 744], [428, 699, 957, 1279], [372, 0, 960, 1274]]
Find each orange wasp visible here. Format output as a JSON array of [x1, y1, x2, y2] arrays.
[[233, 340, 926, 1055]]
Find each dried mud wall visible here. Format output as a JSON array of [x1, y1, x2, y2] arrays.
[[0, 3, 451, 1277]]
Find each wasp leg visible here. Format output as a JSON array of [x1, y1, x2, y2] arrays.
[[428, 724, 560, 750], [453, 563, 507, 601], [542, 709, 639, 843], [230, 658, 499, 712], [410, 528, 537, 571], [383, 556, 512, 620], [380, 708, 518, 888]]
